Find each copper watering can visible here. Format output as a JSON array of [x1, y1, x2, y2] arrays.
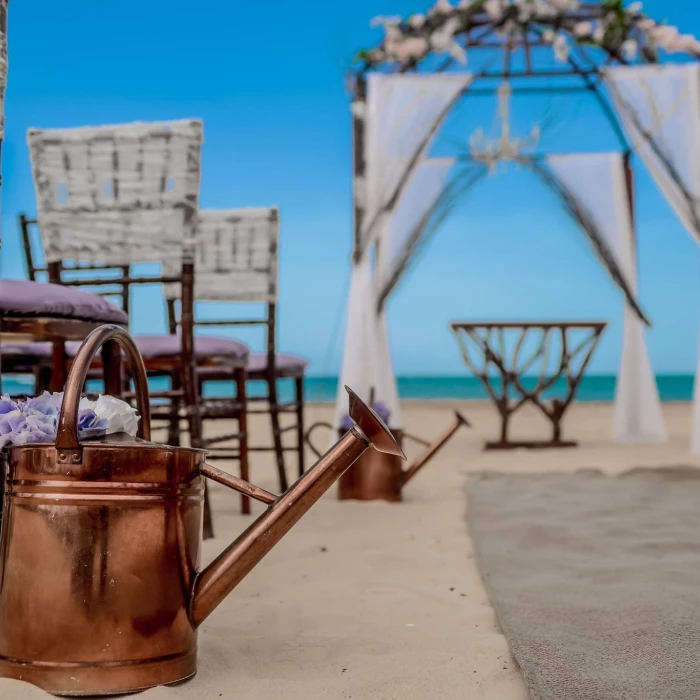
[[305, 410, 469, 502], [0, 325, 404, 696]]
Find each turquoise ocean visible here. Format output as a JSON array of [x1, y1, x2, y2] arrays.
[[1, 374, 696, 403]]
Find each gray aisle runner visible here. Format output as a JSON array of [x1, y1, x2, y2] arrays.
[[466, 467, 700, 700]]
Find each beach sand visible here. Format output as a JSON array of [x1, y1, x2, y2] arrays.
[[1, 400, 698, 700]]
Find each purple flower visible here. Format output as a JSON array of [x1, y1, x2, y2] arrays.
[[77, 409, 108, 439], [0, 395, 16, 415], [21, 391, 63, 416], [0, 409, 56, 448], [340, 402, 392, 430]]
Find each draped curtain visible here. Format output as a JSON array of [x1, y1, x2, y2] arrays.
[[547, 153, 666, 443], [604, 64, 700, 450], [334, 73, 472, 433]]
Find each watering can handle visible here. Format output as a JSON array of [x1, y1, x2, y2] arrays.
[[55, 325, 152, 458], [304, 421, 334, 459]]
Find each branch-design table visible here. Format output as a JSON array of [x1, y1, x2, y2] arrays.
[[451, 321, 607, 449]]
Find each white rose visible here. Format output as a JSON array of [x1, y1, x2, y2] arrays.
[[484, 0, 504, 21], [432, 0, 454, 15], [92, 395, 140, 437], [622, 38, 638, 59], [573, 21, 593, 38]]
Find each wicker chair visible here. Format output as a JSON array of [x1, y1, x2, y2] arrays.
[[164, 207, 308, 492], [16, 119, 250, 536]]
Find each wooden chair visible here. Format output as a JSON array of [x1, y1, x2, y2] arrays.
[[17, 118, 250, 536], [165, 207, 308, 492]]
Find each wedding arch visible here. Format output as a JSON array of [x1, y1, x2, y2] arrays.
[[334, 0, 700, 450]]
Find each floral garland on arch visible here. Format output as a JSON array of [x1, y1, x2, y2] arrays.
[[357, 0, 700, 69]]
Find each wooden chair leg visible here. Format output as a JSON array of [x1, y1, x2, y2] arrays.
[[295, 375, 305, 477], [182, 364, 211, 538], [49, 340, 68, 392], [36, 366, 52, 394], [102, 339, 123, 398], [234, 367, 250, 515], [168, 372, 182, 447], [266, 372, 288, 492]]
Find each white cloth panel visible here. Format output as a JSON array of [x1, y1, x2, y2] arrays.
[[163, 207, 279, 303], [372, 305, 402, 428], [375, 157, 455, 298], [333, 255, 375, 433], [547, 152, 666, 443], [333, 254, 402, 435], [603, 64, 700, 243], [359, 73, 472, 256], [28, 119, 203, 266]]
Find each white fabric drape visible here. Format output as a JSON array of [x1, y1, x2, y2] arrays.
[[604, 65, 700, 450], [604, 64, 700, 243], [359, 73, 472, 256], [375, 157, 456, 299], [547, 152, 666, 443], [334, 255, 375, 433], [335, 74, 471, 433]]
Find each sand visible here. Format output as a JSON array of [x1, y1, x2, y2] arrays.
[[2, 400, 698, 699]]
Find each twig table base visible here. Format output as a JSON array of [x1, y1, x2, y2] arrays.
[[451, 321, 607, 450]]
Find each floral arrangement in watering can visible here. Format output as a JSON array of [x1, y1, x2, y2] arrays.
[[0, 392, 139, 447]]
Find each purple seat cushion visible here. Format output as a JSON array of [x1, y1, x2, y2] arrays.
[[0, 279, 128, 324], [198, 352, 308, 380], [0, 342, 52, 358], [132, 335, 249, 365], [65, 335, 249, 365], [247, 352, 309, 375]]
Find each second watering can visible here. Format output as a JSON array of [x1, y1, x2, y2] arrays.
[[0, 325, 404, 696]]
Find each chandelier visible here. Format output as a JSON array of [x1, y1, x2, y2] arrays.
[[469, 81, 540, 171]]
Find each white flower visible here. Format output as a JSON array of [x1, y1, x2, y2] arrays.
[[573, 21, 593, 38], [394, 36, 430, 64], [533, 0, 557, 19], [553, 33, 570, 61], [430, 16, 461, 49], [512, 1, 533, 22], [429, 16, 467, 64], [649, 24, 679, 49], [458, 0, 471, 7], [484, 0, 504, 21], [593, 25, 605, 42], [549, 0, 580, 10], [81, 395, 140, 437], [409, 13, 427, 29], [384, 25, 404, 57], [622, 38, 638, 59], [370, 15, 402, 28], [627, 1, 643, 14], [666, 32, 700, 54], [350, 101, 366, 119], [431, 0, 454, 15], [637, 18, 655, 31], [541, 29, 555, 44]]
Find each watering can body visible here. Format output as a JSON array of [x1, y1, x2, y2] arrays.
[[0, 438, 206, 695], [307, 412, 469, 503], [0, 326, 404, 696]]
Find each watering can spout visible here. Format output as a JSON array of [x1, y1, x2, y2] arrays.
[[189, 386, 404, 627]]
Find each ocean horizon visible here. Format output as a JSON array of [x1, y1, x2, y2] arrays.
[[1, 374, 696, 403]]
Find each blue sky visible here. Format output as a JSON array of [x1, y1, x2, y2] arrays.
[[2, 0, 700, 376]]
